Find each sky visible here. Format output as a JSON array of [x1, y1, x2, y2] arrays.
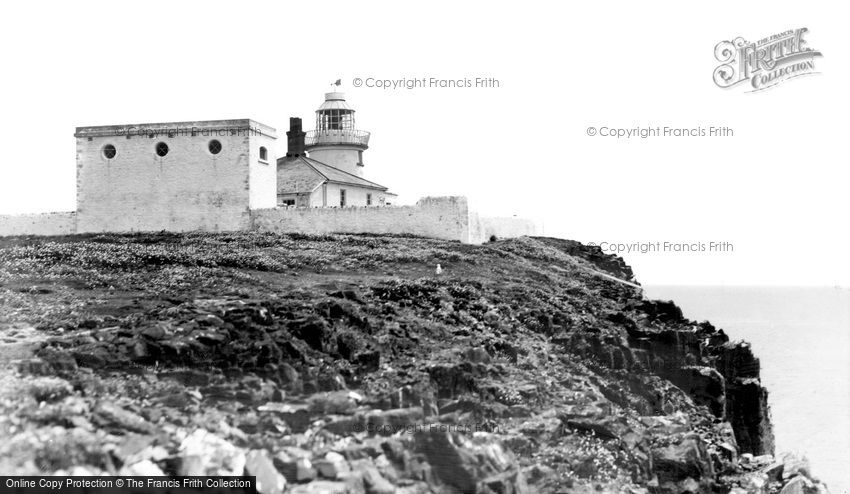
[[0, 1, 847, 286]]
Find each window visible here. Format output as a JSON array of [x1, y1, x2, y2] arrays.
[[259, 146, 268, 161], [155, 142, 169, 157], [281, 199, 295, 206], [208, 139, 222, 154], [103, 144, 116, 159], [339, 189, 346, 207], [366, 193, 372, 206]]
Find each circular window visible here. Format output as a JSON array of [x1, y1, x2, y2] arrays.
[[208, 140, 222, 154], [155, 142, 169, 157], [103, 144, 117, 159]]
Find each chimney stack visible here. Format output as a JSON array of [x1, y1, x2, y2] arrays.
[[286, 117, 306, 157]]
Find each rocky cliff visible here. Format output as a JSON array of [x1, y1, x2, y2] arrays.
[[0, 233, 829, 493]]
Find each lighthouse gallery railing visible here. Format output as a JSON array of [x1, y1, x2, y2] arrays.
[[304, 129, 371, 147]]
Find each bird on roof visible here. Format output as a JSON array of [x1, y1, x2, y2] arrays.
[[435, 264, 443, 275]]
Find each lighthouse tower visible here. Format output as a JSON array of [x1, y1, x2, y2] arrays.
[[304, 92, 370, 177]]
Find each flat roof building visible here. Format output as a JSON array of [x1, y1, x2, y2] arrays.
[[74, 119, 276, 233]]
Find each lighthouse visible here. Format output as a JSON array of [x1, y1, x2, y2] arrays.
[[304, 92, 370, 177], [276, 91, 395, 208]]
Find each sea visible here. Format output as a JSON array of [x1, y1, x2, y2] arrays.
[[643, 286, 850, 494]]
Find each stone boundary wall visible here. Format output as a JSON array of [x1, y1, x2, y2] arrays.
[[251, 196, 473, 242], [0, 212, 77, 237], [0, 198, 538, 244], [251, 196, 538, 244]]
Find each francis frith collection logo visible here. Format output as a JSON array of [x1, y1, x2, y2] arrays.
[[713, 28, 822, 92]]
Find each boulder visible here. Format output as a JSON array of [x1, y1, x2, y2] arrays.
[[260, 402, 312, 433], [308, 391, 363, 415], [779, 475, 816, 494], [481, 469, 527, 494], [718, 442, 738, 464], [714, 421, 739, 449], [92, 401, 156, 434], [762, 461, 784, 482], [744, 473, 769, 494], [414, 428, 524, 493], [678, 478, 700, 493], [274, 450, 316, 484], [652, 435, 714, 482], [178, 429, 246, 476], [315, 451, 351, 480], [244, 450, 286, 494], [118, 459, 165, 476], [779, 452, 811, 481], [349, 459, 395, 494], [562, 413, 631, 440]]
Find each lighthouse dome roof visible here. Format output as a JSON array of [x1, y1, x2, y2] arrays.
[[317, 92, 354, 112]]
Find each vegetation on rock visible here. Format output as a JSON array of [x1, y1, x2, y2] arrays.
[[0, 233, 829, 493]]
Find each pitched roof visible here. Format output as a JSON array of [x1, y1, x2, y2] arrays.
[[278, 156, 389, 194], [277, 157, 326, 194]]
